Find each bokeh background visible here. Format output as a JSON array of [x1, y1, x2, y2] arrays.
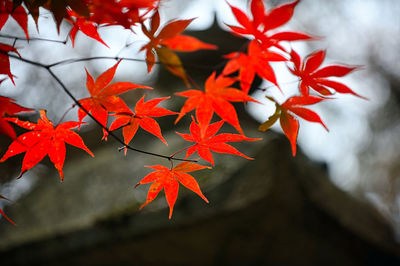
[[1, 0, 400, 264]]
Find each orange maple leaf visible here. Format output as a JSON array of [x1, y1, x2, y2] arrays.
[[67, 9, 109, 47], [109, 95, 177, 152], [226, 0, 312, 50], [77, 60, 152, 137], [289, 49, 365, 98], [140, 11, 217, 86], [0, 96, 33, 139], [175, 71, 258, 135], [136, 161, 210, 219], [177, 117, 260, 165], [223, 40, 286, 94], [258, 95, 328, 156], [0, 110, 94, 181]]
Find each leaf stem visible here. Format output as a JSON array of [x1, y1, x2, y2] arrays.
[[169, 145, 192, 159], [56, 105, 75, 126]]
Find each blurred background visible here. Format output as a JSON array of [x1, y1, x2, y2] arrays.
[[1, 0, 400, 265]]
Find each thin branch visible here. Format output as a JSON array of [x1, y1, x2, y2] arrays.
[[169, 145, 192, 159], [0, 33, 67, 44], [48, 55, 219, 70], [56, 105, 75, 125]]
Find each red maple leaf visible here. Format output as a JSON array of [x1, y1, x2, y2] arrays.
[[140, 11, 217, 86], [258, 95, 328, 156], [135, 161, 209, 219], [0, 43, 20, 85], [77, 60, 152, 136], [87, 0, 158, 29], [223, 40, 286, 94], [177, 117, 260, 165], [0, 0, 29, 38], [0, 194, 16, 226], [45, 0, 91, 31], [175, 71, 258, 135], [226, 0, 312, 50], [66, 9, 109, 47], [0, 110, 94, 181], [0, 96, 33, 139], [289, 49, 364, 98], [108, 95, 177, 152]]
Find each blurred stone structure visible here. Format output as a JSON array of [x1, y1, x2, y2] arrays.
[[1, 5, 400, 265]]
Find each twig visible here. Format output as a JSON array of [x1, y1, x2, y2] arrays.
[[0, 33, 67, 44]]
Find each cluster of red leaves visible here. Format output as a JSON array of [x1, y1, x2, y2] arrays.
[[2, 0, 158, 48], [65, 0, 159, 46], [0, 0, 364, 222], [77, 60, 152, 137], [223, 0, 364, 156]]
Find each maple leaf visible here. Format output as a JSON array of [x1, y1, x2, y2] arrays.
[[0, 96, 33, 139], [13, 0, 90, 31], [0, 110, 94, 180], [0, 0, 29, 38], [135, 161, 210, 219], [177, 117, 260, 165], [175, 71, 258, 135], [108, 95, 177, 152], [66, 9, 109, 47], [77, 60, 152, 137], [0, 43, 21, 85], [222, 40, 286, 94], [140, 11, 217, 86], [226, 0, 313, 50], [258, 95, 328, 156], [46, 0, 90, 31], [289, 49, 365, 98], [0, 194, 16, 225], [87, 0, 158, 29]]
